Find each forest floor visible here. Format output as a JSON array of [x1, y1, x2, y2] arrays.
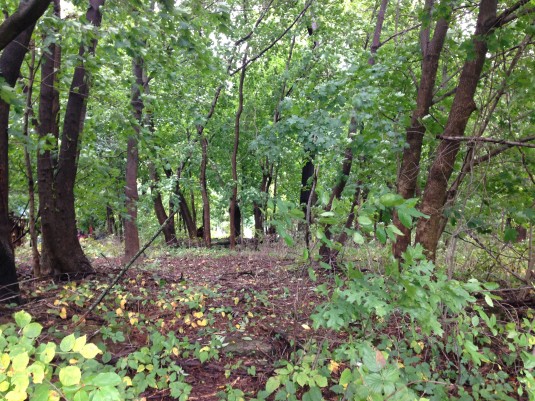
[[5, 240, 346, 400]]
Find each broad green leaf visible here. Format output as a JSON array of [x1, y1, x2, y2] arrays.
[[11, 352, 29, 372], [88, 372, 122, 387], [357, 215, 373, 226], [60, 334, 76, 352], [59, 366, 81, 386], [397, 209, 412, 228], [265, 376, 280, 395], [5, 390, 27, 401], [22, 322, 42, 339], [352, 231, 365, 245], [74, 390, 90, 401], [14, 311, 31, 329], [39, 343, 56, 363], [92, 386, 122, 401], [380, 193, 404, 207]]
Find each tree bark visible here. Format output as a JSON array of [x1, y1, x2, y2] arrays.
[[415, 0, 498, 260], [0, 2, 37, 301], [0, 0, 51, 52], [368, 0, 389, 65], [124, 56, 143, 260], [197, 86, 223, 247], [230, 51, 247, 249], [22, 42, 41, 276], [392, 0, 450, 259], [38, 0, 104, 276], [149, 163, 180, 244]]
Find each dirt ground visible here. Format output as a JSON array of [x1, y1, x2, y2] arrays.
[[3, 245, 343, 400]]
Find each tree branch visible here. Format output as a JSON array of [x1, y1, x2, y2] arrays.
[[0, 0, 52, 52], [437, 135, 535, 148], [229, 0, 314, 76]]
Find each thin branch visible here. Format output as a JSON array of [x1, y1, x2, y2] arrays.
[[77, 210, 178, 324], [234, 0, 275, 46], [229, 0, 314, 76], [437, 135, 535, 148], [378, 23, 421, 48]]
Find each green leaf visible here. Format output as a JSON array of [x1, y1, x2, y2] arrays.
[[397, 209, 412, 228], [380, 193, 404, 207], [88, 372, 122, 387], [387, 224, 404, 236], [302, 386, 323, 401], [59, 366, 82, 386], [12, 352, 29, 371], [92, 386, 122, 401], [39, 343, 56, 364], [73, 390, 90, 401], [14, 311, 31, 329], [376, 227, 387, 244], [358, 215, 373, 226], [352, 231, 365, 245], [265, 376, 280, 395], [22, 322, 42, 339], [60, 334, 76, 352], [339, 368, 353, 386]]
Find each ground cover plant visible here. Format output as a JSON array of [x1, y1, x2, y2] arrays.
[[0, 0, 534, 400]]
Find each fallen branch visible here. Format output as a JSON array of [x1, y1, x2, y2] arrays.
[[77, 210, 178, 324]]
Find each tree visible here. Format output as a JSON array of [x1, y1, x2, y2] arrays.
[[0, 0, 36, 301], [37, 0, 105, 276]]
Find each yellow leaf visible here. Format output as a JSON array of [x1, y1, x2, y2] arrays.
[[72, 335, 87, 353], [197, 319, 208, 327], [193, 311, 203, 319], [235, 324, 241, 329], [233, 297, 240, 305], [48, 390, 60, 401], [301, 324, 311, 330], [247, 312, 253, 318], [137, 364, 145, 373], [123, 376, 132, 386], [146, 364, 153, 372], [178, 327, 184, 334], [59, 308, 67, 319], [116, 308, 123, 316], [184, 315, 191, 325], [80, 343, 102, 359], [191, 322, 197, 328], [69, 359, 78, 364], [221, 312, 226, 317], [172, 347, 179, 357], [0, 353, 10, 369], [5, 390, 27, 401], [53, 300, 61, 306], [0, 381, 9, 391], [199, 346, 210, 352], [328, 360, 340, 373]]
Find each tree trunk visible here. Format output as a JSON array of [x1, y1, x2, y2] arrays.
[[415, 0, 497, 260], [124, 56, 143, 260], [392, 0, 450, 259], [197, 86, 223, 247], [22, 42, 41, 276], [0, 0, 51, 52], [319, 117, 358, 263], [106, 204, 116, 235], [38, 0, 104, 276], [149, 163, 180, 244], [0, 4, 37, 301], [368, 0, 389, 65], [230, 51, 247, 250]]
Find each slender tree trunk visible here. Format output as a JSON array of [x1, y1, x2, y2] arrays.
[[22, 42, 41, 276], [149, 163, 181, 244], [197, 86, 223, 247], [106, 204, 116, 235], [368, 0, 389, 65], [415, 0, 498, 260], [0, 2, 37, 300], [319, 117, 358, 263], [230, 51, 247, 249], [38, 0, 104, 276], [392, 0, 450, 259], [124, 56, 143, 259]]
